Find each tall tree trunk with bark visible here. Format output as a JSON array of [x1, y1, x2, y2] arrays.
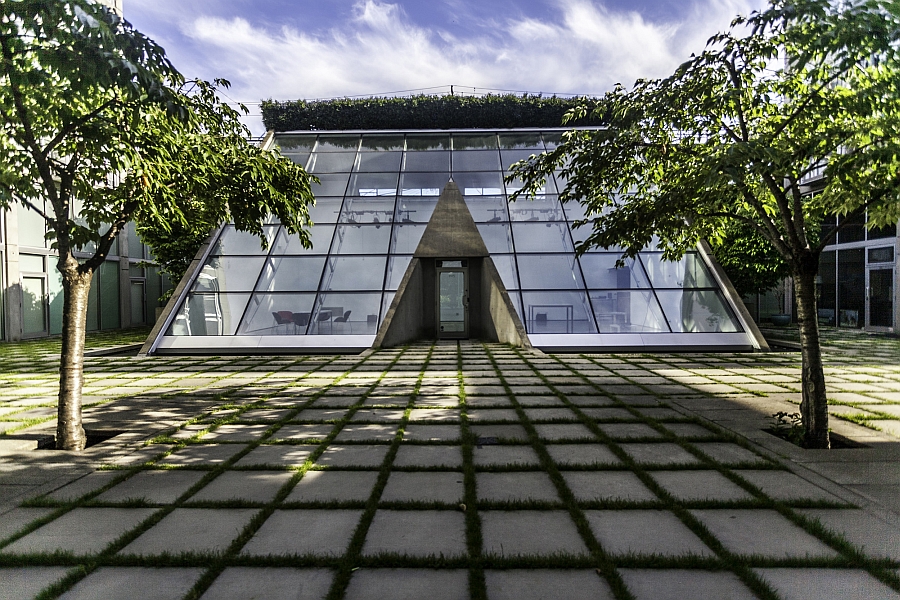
[[56, 254, 93, 451], [794, 254, 830, 449]]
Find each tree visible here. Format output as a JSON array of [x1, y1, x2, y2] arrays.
[[510, 0, 900, 448], [0, 0, 315, 450], [710, 221, 790, 299]]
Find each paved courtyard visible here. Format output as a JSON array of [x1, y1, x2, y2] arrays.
[[2, 330, 900, 598]]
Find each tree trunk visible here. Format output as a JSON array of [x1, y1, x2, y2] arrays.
[[56, 255, 94, 451], [794, 262, 830, 449]]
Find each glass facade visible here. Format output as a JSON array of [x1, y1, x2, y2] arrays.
[[162, 129, 746, 348]]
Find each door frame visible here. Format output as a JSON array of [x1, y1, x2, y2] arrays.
[[436, 259, 469, 339], [865, 265, 894, 331]]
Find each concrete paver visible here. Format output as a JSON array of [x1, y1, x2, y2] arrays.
[[96, 470, 206, 504], [0, 567, 71, 599], [754, 568, 900, 600], [233, 445, 315, 467], [200, 567, 334, 600], [188, 471, 293, 503], [472, 445, 541, 467], [315, 444, 390, 467], [120, 508, 256, 556], [484, 570, 614, 600], [58, 567, 203, 600], [563, 471, 658, 503], [585, 510, 713, 557], [650, 471, 754, 502], [362, 510, 467, 557], [690, 509, 840, 558], [619, 569, 757, 600], [393, 445, 463, 467], [286, 471, 378, 503], [344, 569, 469, 600], [476, 472, 560, 503], [380, 472, 464, 503], [480, 511, 589, 557], [241, 509, 361, 557], [4, 508, 156, 556]]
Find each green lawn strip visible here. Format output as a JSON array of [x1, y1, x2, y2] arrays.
[[483, 344, 634, 600], [324, 343, 435, 600], [514, 348, 783, 600]]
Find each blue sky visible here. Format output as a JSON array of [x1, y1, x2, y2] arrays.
[[126, 0, 764, 134]]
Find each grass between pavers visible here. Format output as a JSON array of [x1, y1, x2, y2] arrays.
[[3, 343, 900, 599]]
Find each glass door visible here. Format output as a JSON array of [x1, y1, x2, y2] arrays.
[[437, 261, 468, 338], [867, 268, 893, 329]]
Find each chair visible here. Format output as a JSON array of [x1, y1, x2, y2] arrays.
[[334, 310, 352, 323], [292, 312, 310, 333], [272, 311, 293, 334], [316, 310, 333, 334]]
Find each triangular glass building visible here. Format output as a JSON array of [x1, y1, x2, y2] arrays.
[[145, 129, 766, 354]]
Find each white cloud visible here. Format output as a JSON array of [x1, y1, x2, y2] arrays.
[[177, 0, 763, 132]]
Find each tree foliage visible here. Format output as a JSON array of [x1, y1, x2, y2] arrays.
[[710, 221, 791, 298], [0, 0, 316, 450], [262, 94, 604, 132], [510, 0, 900, 448]]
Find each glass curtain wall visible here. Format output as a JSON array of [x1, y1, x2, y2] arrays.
[[166, 130, 743, 339]]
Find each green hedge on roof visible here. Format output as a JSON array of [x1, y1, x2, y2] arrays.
[[261, 94, 602, 131]]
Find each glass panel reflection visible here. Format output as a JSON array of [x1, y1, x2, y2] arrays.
[[307, 198, 344, 224], [640, 253, 716, 288], [522, 291, 597, 334], [330, 225, 391, 254], [238, 293, 316, 335], [517, 254, 585, 289], [380, 291, 396, 325], [400, 172, 449, 196], [562, 197, 590, 221], [477, 224, 515, 253], [452, 150, 501, 172], [193, 256, 266, 292], [272, 225, 335, 254], [396, 198, 438, 223], [167, 293, 250, 336], [355, 152, 402, 172], [655, 290, 741, 332], [489, 254, 520, 290], [499, 134, 544, 150], [403, 151, 450, 172], [500, 149, 541, 170], [314, 135, 360, 152], [579, 254, 649, 289], [255, 256, 326, 292], [340, 197, 395, 224], [505, 173, 556, 195], [211, 226, 277, 255], [405, 135, 450, 151], [348, 172, 399, 196], [308, 152, 357, 173], [465, 195, 508, 222], [509, 196, 564, 221], [320, 256, 387, 290], [390, 225, 426, 254], [588, 290, 669, 333], [385, 256, 413, 290], [511, 223, 574, 253], [454, 172, 504, 196], [276, 136, 317, 153], [310, 173, 351, 197], [309, 292, 383, 335], [452, 134, 498, 150], [360, 135, 404, 151]]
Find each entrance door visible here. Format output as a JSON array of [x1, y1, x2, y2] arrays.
[[867, 268, 894, 329], [437, 260, 468, 338]]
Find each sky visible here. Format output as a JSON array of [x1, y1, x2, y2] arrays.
[[125, 0, 766, 135]]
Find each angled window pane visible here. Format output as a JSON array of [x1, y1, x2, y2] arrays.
[[320, 256, 388, 291], [511, 222, 574, 253], [505, 173, 557, 196], [314, 135, 360, 152], [193, 257, 266, 292], [400, 172, 450, 196], [507, 291, 524, 321], [390, 224, 426, 254], [310, 173, 351, 197], [454, 172, 504, 196], [380, 291, 396, 325], [167, 293, 250, 336], [522, 291, 597, 334], [403, 151, 450, 172], [589, 290, 669, 333], [340, 197, 396, 224], [452, 150, 501, 172], [466, 195, 508, 222], [499, 134, 544, 150], [489, 254, 519, 290], [282, 152, 310, 168], [385, 256, 414, 290], [396, 198, 438, 223], [309, 293, 382, 335], [330, 225, 391, 254], [516, 254, 585, 289], [211, 225, 277, 255], [562, 196, 591, 221], [238, 293, 316, 335], [307, 198, 344, 224], [360, 135, 404, 151], [308, 152, 357, 173], [542, 132, 563, 150], [405, 135, 450, 151], [355, 151, 402, 172], [272, 225, 335, 255], [452, 134, 498, 150], [348, 172, 399, 196], [500, 149, 542, 171], [579, 254, 649, 289], [476, 223, 514, 253], [640, 253, 716, 288], [255, 256, 326, 292], [275, 135, 316, 153], [509, 195, 564, 222], [655, 290, 741, 333]]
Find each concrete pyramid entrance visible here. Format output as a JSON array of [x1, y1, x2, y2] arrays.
[[374, 181, 530, 348]]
